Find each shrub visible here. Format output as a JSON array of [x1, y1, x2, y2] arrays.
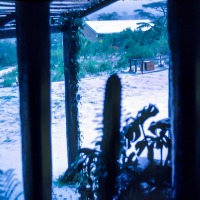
[[153, 36, 169, 55], [51, 47, 64, 82], [114, 55, 129, 70], [78, 58, 113, 77], [0, 39, 17, 69], [124, 42, 156, 59], [98, 61, 112, 72], [79, 59, 98, 75]]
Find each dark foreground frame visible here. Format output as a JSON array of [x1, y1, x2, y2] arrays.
[[168, 1, 200, 199], [1, 1, 200, 199]]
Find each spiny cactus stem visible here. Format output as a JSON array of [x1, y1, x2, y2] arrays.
[[101, 74, 121, 200]]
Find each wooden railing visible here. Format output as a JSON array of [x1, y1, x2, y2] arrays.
[[128, 54, 170, 73]]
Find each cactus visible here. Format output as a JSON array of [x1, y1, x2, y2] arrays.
[[98, 74, 122, 200]]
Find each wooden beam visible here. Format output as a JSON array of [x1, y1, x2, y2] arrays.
[[16, 2, 52, 200], [0, 28, 16, 39], [0, 0, 118, 38], [0, 12, 15, 27]]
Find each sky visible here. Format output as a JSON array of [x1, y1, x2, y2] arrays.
[[87, 0, 165, 19]]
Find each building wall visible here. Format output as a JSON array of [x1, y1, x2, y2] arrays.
[[83, 24, 98, 41], [83, 24, 105, 42]]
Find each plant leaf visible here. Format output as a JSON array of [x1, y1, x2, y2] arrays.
[[124, 120, 141, 144], [147, 143, 154, 162], [136, 104, 159, 125], [127, 152, 136, 164], [0, 169, 23, 200], [148, 118, 170, 134], [136, 140, 147, 156]]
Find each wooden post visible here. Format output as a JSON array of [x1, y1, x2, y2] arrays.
[[159, 55, 162, 67], [129, 59, 132, 71], [63, 31, 80, 167], [16, 2, 51, 200], [141, 60, 144, 74], [168, 1, 200, 199], [134, 59, 137, 73]]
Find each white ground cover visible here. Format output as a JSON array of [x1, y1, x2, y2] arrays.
[[0, 67, 169, 199]]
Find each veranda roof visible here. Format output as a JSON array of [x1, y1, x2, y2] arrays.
[[0, 0, 117, 38]]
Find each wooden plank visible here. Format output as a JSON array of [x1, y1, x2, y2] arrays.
[[144, 61, 155, 71]]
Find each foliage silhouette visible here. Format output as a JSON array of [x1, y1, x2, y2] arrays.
[[97, 12, 121, 20], [59, 74, 171, 199], [0, 169, 23, 200]]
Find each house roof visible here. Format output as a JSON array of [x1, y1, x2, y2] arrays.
[[84, 19, 151, 34], [0, 0, 118, 38]]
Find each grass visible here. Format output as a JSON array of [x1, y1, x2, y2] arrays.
[[77, 54, 127, 79], [0, 57, 127, 87]]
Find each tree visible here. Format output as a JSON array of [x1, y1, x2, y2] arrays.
[[134, 1, 168, 41], [134, 1, 167, 22], [134, 1, 169, 55], [97, 12, 121, 20]]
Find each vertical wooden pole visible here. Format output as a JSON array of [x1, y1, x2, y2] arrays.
[[129, 59, 132, 71], [16, 2, 51, 200], [63, 31, 79, 167], [168, 1, 200, 199], [141, 60, 144, 73], [134, 59, 137, 73]]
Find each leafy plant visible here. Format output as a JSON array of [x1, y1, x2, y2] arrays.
[[0, 169, 23, 200], [117, 105, 171, 199], [58, 74, 171, 199]]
